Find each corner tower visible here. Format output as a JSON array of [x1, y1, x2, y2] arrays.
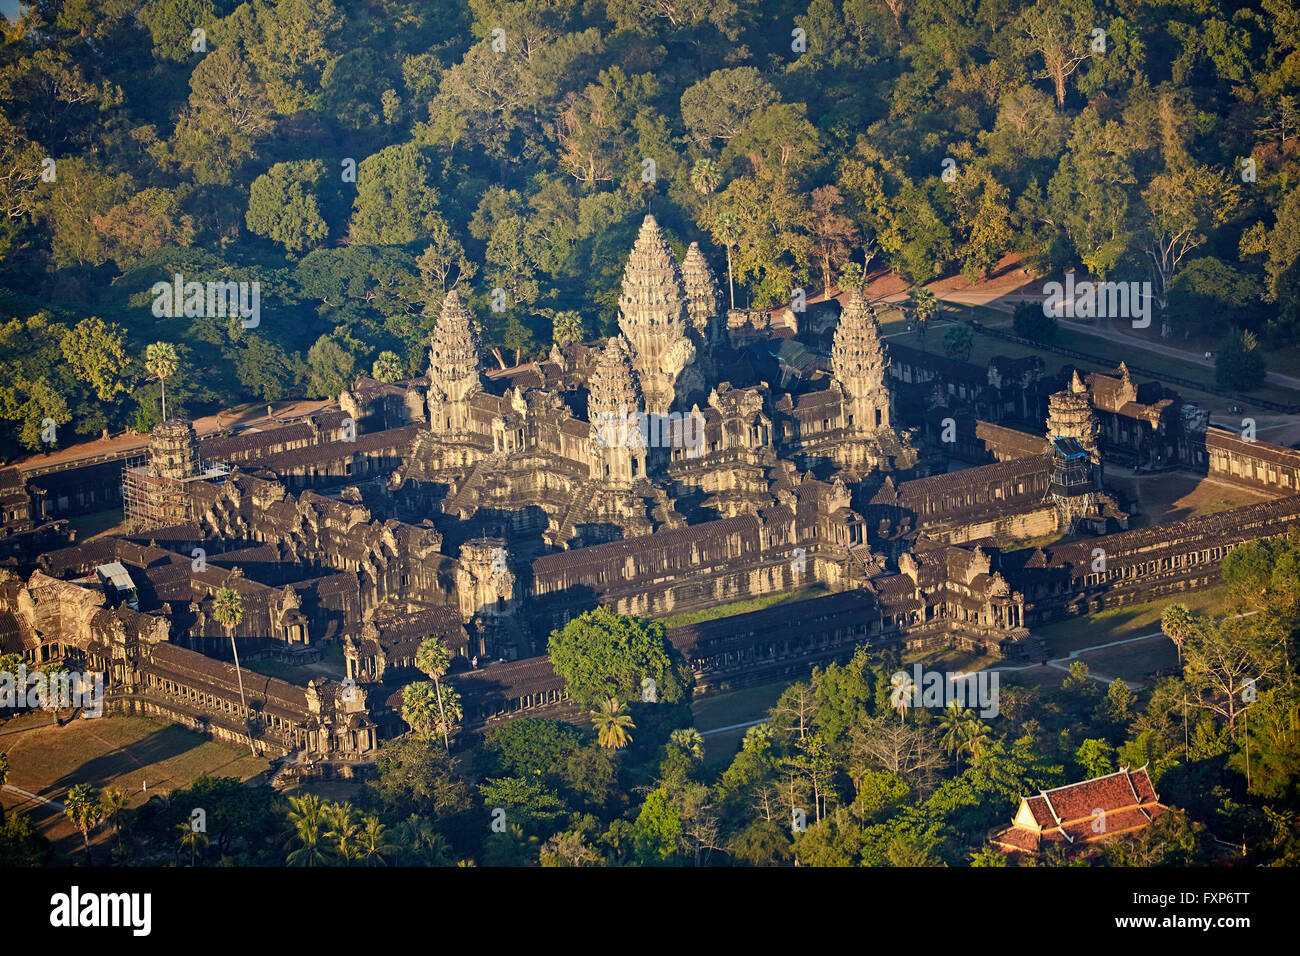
[[427, 289, 483, 438], [831, 291, 892, 433], [587, 336, 646, 486]]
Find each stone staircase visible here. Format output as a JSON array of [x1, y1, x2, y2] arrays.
[[548, 480, 599, 548], [441, 460, 489, 519]]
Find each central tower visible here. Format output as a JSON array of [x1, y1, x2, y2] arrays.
[[618, 215, 694, 416]]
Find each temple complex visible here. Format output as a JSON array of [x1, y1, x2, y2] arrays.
[[2, 213, 1299, 768]]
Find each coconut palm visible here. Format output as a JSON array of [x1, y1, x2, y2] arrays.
[[939, 702, 972, 769], [285, 794, 328, 867], [144, 342, 179, 422], [1161, 603, 1195, 666], [212, 585, 256, 756], [415, 636, 454, 752], [324, 801, 360, 865], [891, 672, 915, 722], [592, 697, 635, 749], [175, 819, 209, 866], [101, 786, 129, 851], [358, 813, 396, 866]]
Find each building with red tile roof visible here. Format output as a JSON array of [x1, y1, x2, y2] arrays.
[[991, 766, 1168, 856]]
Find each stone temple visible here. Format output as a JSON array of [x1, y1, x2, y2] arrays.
[[2, 213, 1298, 774]]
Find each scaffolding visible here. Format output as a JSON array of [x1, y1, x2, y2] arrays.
[[121, 459, 229, 530]]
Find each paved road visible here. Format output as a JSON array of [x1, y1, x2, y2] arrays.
[[941, 288, 1300, 393], [2, 783, 64, 811]]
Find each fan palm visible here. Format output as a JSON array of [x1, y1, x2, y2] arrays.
[[212, 585, 256, 755], [670, 727, 705, 760], [1161, 603, 1195, 666], [144, 342, 179, 421]]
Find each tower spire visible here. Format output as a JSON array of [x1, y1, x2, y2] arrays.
[[427, 288, 482, 436]]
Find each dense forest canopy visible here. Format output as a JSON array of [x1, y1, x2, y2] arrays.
[[1, 0, 1298, 459]]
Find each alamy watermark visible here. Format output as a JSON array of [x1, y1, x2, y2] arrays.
[[891, 664, 999, 718], [1042, 274, 1152, 329], [593, 405, 704, 458], [152, 274, 260, 328], [0, 666, 104, 717]]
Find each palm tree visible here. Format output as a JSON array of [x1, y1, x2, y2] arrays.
[[401, 682, 439, 738], [144, 342, 179, 422], [591, 697, 635, 749], [358, 813, 396, 866], [415, 637, 454, 752], [64, 783, 102, 863], [670, 727, 705, 760], [212, 585, 256, 756], [324, 801, 360, 865], [907, 286, 941, 348], [101, 786, 129, 851], [939, 702, 972, 770], [285, 794, 328, 867], [891, 672, 915, 722], [1161, 603, 1195, 666], [691, 159, 720, 219], [175, 819, 209, 866], [712, 211, 741, 310]]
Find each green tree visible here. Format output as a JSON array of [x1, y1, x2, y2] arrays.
[[943, 323, 974, 362], [632, 787, 681, 865], [1215, 329, 1267, 391], [1015, 0, 1099, 108], [348, 142, 444, 245], [547, 607, 692, 709], [306, 335, 357, 399], [61, 317, 132, 403], [175, 818, 209, 866], [245, 160, 329, 254], [1075, 738, 1117, 778]]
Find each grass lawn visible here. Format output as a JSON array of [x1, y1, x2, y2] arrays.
[[1075, 638, 1178, 684], [67, 507, 129, 541], [1034, 585, 1230, 657], [1, 715, 270, 862], [243, 642, 347, 683], [692, 680, 790, 771], [1103, 471, 1272, 527], [658, 585, 829, 630]]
